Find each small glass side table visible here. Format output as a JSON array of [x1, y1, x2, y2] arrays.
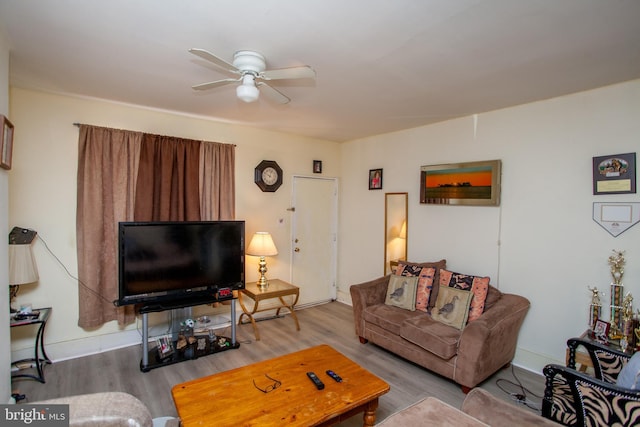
[[10, 307, 52, 383]]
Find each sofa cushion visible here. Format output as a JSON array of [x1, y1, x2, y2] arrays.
[[385, 275, 418, 311], [364, 304, 424, 335], [439, 269, 490, 322], [400, 313, 462, 359], [431, 286, 473, 330]]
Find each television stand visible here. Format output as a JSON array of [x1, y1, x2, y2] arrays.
[[139, 296, 239, 372]]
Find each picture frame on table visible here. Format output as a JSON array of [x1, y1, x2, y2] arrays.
[[0, 114, 14, 170], [420, 159, 501, 206], [592, 152, 636, 195], [369, 168, 383, 190], [593, 319, 610, 339]]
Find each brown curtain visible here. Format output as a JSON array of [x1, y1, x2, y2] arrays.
[[134, 134, 201, 221], [199, 141, 236, 220], [76, 125, 141, 328], [77, 126, 235, 328]]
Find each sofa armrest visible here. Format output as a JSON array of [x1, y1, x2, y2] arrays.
[[37, 392, 155, 427], [462, 388, 556, 427], [350, 275, 390, 338], [455, 293, 530, 388], [543, 363, 640, 426], [567, 337, 630, 383]]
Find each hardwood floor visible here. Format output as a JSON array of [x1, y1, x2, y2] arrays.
[[12, 301, 545, 425]]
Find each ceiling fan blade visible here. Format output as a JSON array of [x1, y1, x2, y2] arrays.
[[189, 48, 239, 74], [257, 82, 291, 104], [192, 78, 239, 91], [261, 66, 316, 81]]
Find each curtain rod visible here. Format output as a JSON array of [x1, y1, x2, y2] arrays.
[[71, 123, 235, 146]]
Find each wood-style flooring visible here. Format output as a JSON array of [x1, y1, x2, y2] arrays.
[[12, 301, 545, 425]]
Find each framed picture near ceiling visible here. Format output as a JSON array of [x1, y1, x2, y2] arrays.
[[0, 114, 14, 170], [313, 160, 322, 174], [369, 168, 383, 190], [420, 159, 501, 206], [592, 152, 636, 195]]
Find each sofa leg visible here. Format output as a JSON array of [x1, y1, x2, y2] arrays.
[[358, 336, 368, 344], [461, 385, 472, 394]]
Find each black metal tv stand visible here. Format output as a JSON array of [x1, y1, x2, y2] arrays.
[[138, 295, 239, 372]]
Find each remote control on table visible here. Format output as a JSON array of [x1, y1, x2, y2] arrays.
[[326, 370, 342, 382], [306, 372, 325, 390]]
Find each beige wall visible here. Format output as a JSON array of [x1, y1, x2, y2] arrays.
[[338, 79, 640, 372], [8, 79, 640, 376], [8, 88, 340, 360], [1, 24, 12, 404]]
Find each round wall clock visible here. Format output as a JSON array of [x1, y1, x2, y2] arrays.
[[254, 160, 283, 192]]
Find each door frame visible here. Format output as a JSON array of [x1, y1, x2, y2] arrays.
[[290, 175, 339, 303]]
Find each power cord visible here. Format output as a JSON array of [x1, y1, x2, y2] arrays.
[[36, 231, 119, 306], [496, 364, 542, 412]]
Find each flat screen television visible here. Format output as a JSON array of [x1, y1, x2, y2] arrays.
[[117, 221, 245, 307]]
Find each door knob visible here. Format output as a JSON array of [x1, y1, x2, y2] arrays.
[[294, 247, 300, 252]]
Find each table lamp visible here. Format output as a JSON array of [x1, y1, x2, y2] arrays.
[[246, 232, 278, 289], [8, 227, 39, 313]]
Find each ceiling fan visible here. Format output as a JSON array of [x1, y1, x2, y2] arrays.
[[189, 48, 316, 104]]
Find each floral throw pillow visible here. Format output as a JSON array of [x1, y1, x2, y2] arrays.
[[439, 269, 490, 322], [396, 265, 436, 313]]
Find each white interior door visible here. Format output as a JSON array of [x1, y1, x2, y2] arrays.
[[291, 176, 337, 306]]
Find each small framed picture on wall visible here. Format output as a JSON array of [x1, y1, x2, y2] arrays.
[[313, 160, 322, 174], [592, 152, 636, 195], [369, 168, 383, 190], [0, 114, 14, 170]]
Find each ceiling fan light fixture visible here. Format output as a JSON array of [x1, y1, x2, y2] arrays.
[[236, 74, 259, 103]]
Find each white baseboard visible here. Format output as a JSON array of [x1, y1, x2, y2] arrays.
[[513, 347, 561, 375], [11, 329, 143, 363], [11, 317, 235, 364]]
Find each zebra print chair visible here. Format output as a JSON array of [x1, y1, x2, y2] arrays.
[[542, 337, 640, 426]]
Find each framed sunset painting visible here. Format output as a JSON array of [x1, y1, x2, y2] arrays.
[[420, 160, 501, 206]]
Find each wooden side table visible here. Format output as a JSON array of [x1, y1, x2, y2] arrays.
[[238, 279, 300, 341], [10, 307, 52, 383], [566, 329, 634, 372]]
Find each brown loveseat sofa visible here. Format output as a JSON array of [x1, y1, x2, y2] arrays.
[[350, 262, 530, 392]]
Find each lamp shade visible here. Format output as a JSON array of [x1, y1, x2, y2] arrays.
[[9, 244, 39, 285], [399, 221, 407, 239], [246, 232, 278, 257]]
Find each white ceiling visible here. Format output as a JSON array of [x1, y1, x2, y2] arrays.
[[1, 1, 639, 142]]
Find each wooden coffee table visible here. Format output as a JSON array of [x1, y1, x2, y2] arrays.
[[171, 344, 390, 427]]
